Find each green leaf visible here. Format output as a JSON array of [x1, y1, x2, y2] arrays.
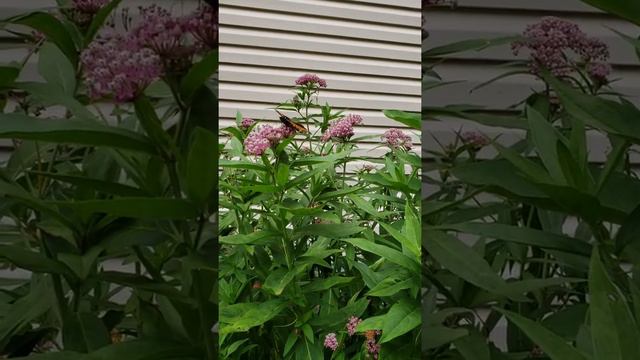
[[379, 300, 420, 343], [0, 113, 155, 153], [526, 106, 567, 184], [380, 222, 420, 259], [496, 308, 588, 360], [263, 267, 304, 296], [53, 198, 198, 219], [589, 248, 640, 360], [545, 72, 640, 145], [0, 280, 52, 350], [87, 340, 199, 360], [99, 272, 190, 302], [303, 276, 353, 293], [220, 300, 287, 334], [58, 246, 102, 280], [63, 312, 110, 352], [0, 65, 20, 88], [433, 222, 592, 256], [578, 0, 640, 26], [220, 231, 280, 245], [615, 204, 640, 254], [10, 12, 77, 64], [423, 326, 468, 350], [84, 0, 122, 44], [185, 127, 217, 204], [134, 95, 175, 154], [425, 231, 526, 301], [294, 223, 364, 239], [31, 171, 146, 197], [38, 42, 76, 95], [180, 51, 218, 102], [343, 238, 420, 273], [424, 36, 520, 58], [0, 245, 73, 277], [284, 333, 297, 356], [454, 330, 491, 360], [16, 82, 96, 119], [383, 110, 420, 130]]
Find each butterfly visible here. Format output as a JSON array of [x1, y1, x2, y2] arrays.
[[275, 109, 308, 133]]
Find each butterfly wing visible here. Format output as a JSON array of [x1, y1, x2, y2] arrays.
[[276, 110, 308, 133]]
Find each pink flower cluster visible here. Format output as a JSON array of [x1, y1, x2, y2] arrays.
[[461, 131, 489, 149], [323, 333, 338, 351], [184, 4, 218, 52], [80, 4, 218, 102], [512, 17, 610, 79], [295, 74, 327, 88], [382, 128, 412, 150], [72, 0, 109, 14], [240, 117, 255, 129], [321, 114, 363, 142], [131, 5, 187, 57], [365, 330, 382, 359], [346, 316, 362, 336], [244, 125, 294, 156], [80, 33, 163, 102], [587, 62, 612, 83]]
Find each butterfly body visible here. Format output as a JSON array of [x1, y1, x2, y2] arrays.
[[276, 110, 307, 133]]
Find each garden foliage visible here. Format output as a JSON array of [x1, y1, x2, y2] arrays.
[[219, 75, 421, 359], [424, 1, 640, 359], [0, 1, 218, 358]]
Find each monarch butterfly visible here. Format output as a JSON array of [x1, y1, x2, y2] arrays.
[[275, 109, 308, 133]]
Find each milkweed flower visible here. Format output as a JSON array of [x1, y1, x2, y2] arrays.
[[80, 33, 163, 102], [587, 62, 611, 83], [295, 74, 327, 88], [240, 117, 255, 129], [381, 128, 412, 150], [243, 125, 294, 155], [323, 333, 338, 351], [512, 17, 610, 77], [461, 131, 489, 149], [72, 0, 109, 14], [346, 316, 362, 336], [185, 4, 218, 52], [321, 114, 363, 142]]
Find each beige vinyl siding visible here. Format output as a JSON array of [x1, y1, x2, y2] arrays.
[[219, 0, 422, 160], [424, 0, 640, 163]]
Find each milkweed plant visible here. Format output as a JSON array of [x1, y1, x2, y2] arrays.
[[219, 74, 422, 359]]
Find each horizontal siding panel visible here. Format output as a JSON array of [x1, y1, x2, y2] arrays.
[[221, 7, 420, 45], [350, 0, 420, 9], [220, 101, 414, 128], [451, 0, 599, 13], [426, 11, 640, 66], [220, 46, 420, 79], [220, 0, 420, 26], [220, 65, 420, 95], [220, 83, 420, 111], [220, 27, 419, 62]]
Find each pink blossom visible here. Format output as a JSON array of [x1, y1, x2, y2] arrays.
[[381, 128, 412, 150], [244, 131, 271, 156], [587, 62, 611, 83], [295, 74, 327, 88], [72, 0, 109, 14], [346, 316, 362, 336], [461, 131, 489, 149], [80, 33, 163, 102], [184, 4, 218, 52], [243, 124, 294, 156], [240, 118, 255, 129], [131, 5, 189, 57], [512, 17, 610, 77], [321, 114, 363, 142], [323, 333, 338, 351]]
